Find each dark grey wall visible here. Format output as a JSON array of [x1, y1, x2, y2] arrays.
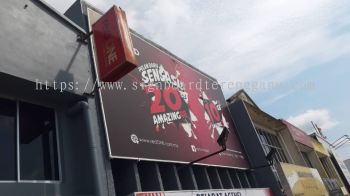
[[0, 0, 92, 95], [229, 100, 284, 196], [0, 75, 113, 196]]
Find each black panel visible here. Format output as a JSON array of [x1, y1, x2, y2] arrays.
[[159, 163, 182, 191], [192, 166, 212, 190], [228, 100, 283, 196], [137, 161, 163, 191], [228, 169, 242, 188], [217, 168, 234, 189], [237, 171, 250, 188], [176, 165, 198, 190], [207, 167, 223, 189], [111, 159, 141, 196]]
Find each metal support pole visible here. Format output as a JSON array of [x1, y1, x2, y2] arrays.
[[189, 148, 226, 165], [332, 135, 349, 147], [335, 139, 350, 150]]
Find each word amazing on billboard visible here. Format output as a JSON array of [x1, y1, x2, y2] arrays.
[[92, 6, 137, 82], [98, 9, 249, 169]]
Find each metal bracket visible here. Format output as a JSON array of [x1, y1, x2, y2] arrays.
[[77, 31, 93, 44]]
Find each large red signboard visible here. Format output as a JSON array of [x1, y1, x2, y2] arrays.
[[92, 6, 137, 82], [101, 32, 249, 169]]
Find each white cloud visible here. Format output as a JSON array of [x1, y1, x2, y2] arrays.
[[110, 0, 350, 94], [45, 0, 350, 96], [287, 109, 338, 133]]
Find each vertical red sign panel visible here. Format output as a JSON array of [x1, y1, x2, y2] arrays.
[[282, 120, 314, 148], [92, 6, 137, 82]]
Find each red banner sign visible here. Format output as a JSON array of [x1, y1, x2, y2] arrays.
[[101, 31, 249, 169], [282, 120, 313, 148], [92, 6, 137, 82]]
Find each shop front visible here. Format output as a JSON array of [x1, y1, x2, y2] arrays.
[[2, 0, 349, 195], [311, 137, 348, 195], [277, 162, 328, 196], [227, 90, 332, 196], [76, 2, 270, 196], [283, 119, 349, 195]]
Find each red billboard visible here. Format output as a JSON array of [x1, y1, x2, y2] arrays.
[[92, 6, 137, 82], [282, 120, 313, 148], [100, 32, 249, 169]]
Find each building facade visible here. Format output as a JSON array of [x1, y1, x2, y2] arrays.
[[0, 0, 116, 195], [1, 0, 349, 196], [283, 121, 349, 195], [0, 1, 270, 196], [227, 90, 350, 196]]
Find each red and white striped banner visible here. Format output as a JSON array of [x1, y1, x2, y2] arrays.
[[136, 193, 165, 196]]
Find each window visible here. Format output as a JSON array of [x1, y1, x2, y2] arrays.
[[257, 128, 287, 191], [257, 128, 288, 163], [0, 98, 60, 182], [19, 102, 59, 181], [320, 158, 334, 178], [0, 98, 17, 180], [301, 152, 313, 168]]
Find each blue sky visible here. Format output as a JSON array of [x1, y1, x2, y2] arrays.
[[47, 0, 350, 159], [254, 55, 350, 159]]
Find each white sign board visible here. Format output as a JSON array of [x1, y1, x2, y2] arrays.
[[135, 188, 272, 196]]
